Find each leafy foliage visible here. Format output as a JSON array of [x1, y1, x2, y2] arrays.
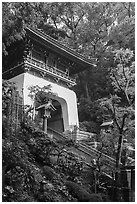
[[98, 48, 135, 169], [28, 84, 56, 108]]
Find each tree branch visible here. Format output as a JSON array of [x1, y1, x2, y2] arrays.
[[113, 72, 123, 92], [122, 2, 131, 18], [122, 66, 128, 82], [111, 101, 121, 131], [124, 90, 131, 106], [74, 13, 85, 29], [113, 72, 131, 106], [120, 113, 127, 133], [125, 79, 130, 92]]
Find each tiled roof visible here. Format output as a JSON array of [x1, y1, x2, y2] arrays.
[[26, 27, 97, 74]]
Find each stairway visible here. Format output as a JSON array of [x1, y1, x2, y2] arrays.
[[47, 127, 116, 178]]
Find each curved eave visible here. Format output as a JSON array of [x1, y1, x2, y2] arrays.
[[26, 27, 96, 75]]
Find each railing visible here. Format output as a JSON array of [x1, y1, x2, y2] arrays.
[[48, 127, 117, 167], [79, 142, 116, 167], [25, 56, 76, 85], [76, 130, 96, 141], [47, 127, 117, 177], [47, 127, 67, 141]]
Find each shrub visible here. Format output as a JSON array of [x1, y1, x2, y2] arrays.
[[57, 151, 84, 181], [2, 134, 43, 201], [42, 166, 59, 181], [21, 120, 58, 166], [65, 181, 103, 202]]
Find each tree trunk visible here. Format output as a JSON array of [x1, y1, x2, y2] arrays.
[[85, 81, 90, 101], [115, 114, 127, 168], [116, 133, 123, 168]]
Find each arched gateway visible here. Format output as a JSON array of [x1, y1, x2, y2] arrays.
[[3, 27, 95, 135]]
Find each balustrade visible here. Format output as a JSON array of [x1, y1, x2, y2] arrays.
[[26, 56, 75, 84]]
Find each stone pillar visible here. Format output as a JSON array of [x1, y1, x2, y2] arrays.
[[43, 108, 51, 133], [43, 115, 48, 133]]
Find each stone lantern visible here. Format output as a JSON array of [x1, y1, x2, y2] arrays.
[[100, 120, 114, 144], [36, 100, 56, 133], [100, 120, 113, 133]]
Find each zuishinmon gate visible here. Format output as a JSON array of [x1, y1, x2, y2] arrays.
[[2, 27, 135, 202], [3, 27, 95, 135]]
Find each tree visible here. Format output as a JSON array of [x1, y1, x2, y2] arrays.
[[71, 3, 135, 134], [2, 2, 66, 55], [99, 48, 135, 167], [107, 2, 135, 50]]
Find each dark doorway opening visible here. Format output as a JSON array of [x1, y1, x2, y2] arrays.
[[48, 100, 64, 133]]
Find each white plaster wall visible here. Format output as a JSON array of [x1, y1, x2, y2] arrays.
[[10, 73, 79, 131]]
